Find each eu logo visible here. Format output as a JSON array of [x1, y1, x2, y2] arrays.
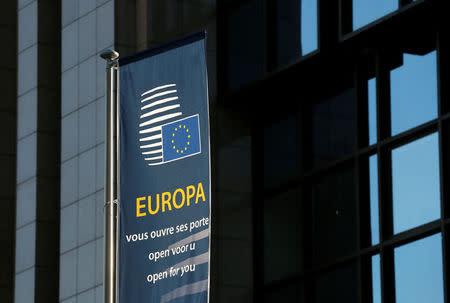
[[161, 115, 201, 163], [137, 83, 202, 166]]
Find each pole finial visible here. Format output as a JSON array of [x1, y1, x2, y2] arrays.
[[100, 49, 120, 61]]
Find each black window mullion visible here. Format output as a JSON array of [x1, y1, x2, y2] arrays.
[[317, 0, 339, 50], [338, 0, 353, 36], [301, 181, 315, 303], [376, 50, 391, 142], [376, 49, 396, 303], [355, 59, 370, 150], [216, 0, 228, 99], [437, 28, 450, 303], [360, 256, 375, 303], [398, 0, 413, 8], [264, 0, 276, 72], [358, 154, 373, 303], [378, 147, 395, 303], [443, 220, 450, 303], [355, 60, 374, 302], [252, 119, 264, 303], [300, 102, 315, 303], [354, 62, 367, 303], [437, 28, 450, 116]]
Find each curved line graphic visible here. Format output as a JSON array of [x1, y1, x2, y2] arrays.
[[140, 104, 181, 119], [139, 112, 182, 128], [140, 142, 163, 149], [141, 90, 177, 103], [139, 134, 162, 142], [141, 96, 179, 111], [141, 84, 176, 96]]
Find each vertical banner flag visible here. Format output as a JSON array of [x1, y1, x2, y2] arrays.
[[118, 32, 211, 303]]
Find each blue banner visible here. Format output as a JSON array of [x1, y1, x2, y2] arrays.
[[118, 32, 210, 303]]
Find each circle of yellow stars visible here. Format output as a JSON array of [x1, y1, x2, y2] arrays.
[[171, 124, 191, 154]]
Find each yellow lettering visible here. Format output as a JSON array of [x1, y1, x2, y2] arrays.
[[136, 182, 207, 217], [186, 185, 195, 206], [136, 197, 146, 217], [148, 195, 159, 215], [173, 188, 185, 209], [195, 182, 206, 204], [161, 192, 172, 212]]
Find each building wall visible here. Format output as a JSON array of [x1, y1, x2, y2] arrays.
[[59, 0, 114, 302], [59, 1, 221, 303], [14, 0, 61, 302], [7, 1, 447, 303], [0, 1, 17, 302], [9, 1, 251, 303]]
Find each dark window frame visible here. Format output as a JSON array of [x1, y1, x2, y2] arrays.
[[217, 0, 450, 302]]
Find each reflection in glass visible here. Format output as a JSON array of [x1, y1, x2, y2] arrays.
[[312, 166, 356, 265], [392, 133, 440, 234], [372, 254, 381, 303], [227, 0, 264, 91], [275, 0, 317, 66], [368, 77, 377, 145], [353, 0, 397, 30], [264, 281, 303, 303], [369, 155, 379, 245], [315, 262, 358, 303], [312, 89, 355, 166], [395, 234, 444, 303], [275, 0, 300, 66], [301, 0, 318, 55], [391, 51, 437, 136], [264, 190, 302, 283], [264, 115, 299, 188]]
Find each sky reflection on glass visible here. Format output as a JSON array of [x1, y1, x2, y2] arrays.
[[369, 155, 379, 245], [368, 78, 377, 145], [392, 133, 440, 234], [301, 0, 318, 55], [372, 254, 381, 303], [353, 0, 397, 30], [391, 51, 438, 136], [348, 4, 442, 303], [395, 234, 444, 303]]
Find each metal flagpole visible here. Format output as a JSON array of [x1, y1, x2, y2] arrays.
[[100, 49, 120, 303]]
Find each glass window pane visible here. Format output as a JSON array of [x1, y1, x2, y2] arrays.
[[312, 165, 356, 265], [226, 0, 264, 91], [315, 262, 358, 303], [275, 0, 300, 66], [372, 254, 381, 303], [353, 0, 398, 31], [264, 190, 302, 283], [301, 0, 318, 55], [264, 281, 303, 303], [391, 51, 438, 136], [392, 133, 441, 234], [368, 77, 377, 145], [395, 234, 444, 303], [312, 88, 356, 166], [275, 0, 317, 67], [264, 115, 299, 188], [369, 155, 379, 245]]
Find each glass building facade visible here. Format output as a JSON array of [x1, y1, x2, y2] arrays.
[[1, 0, 449, 302]]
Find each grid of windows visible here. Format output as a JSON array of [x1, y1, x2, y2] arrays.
[[360, 46, 445, 303], [219, 0, 450, 302], [258, 46, 447, 302], [220, 0, 319, 91]]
